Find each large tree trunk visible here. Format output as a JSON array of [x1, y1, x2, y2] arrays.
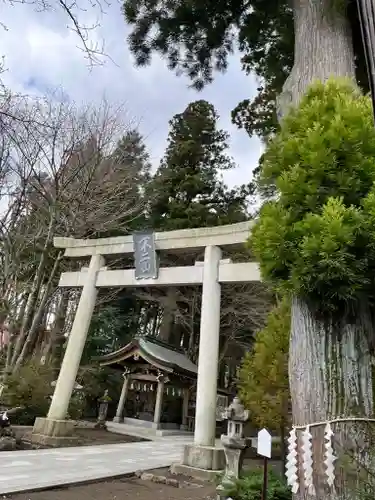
[[290, 297, 374, 499], [279, 1, 374, 499], [40, 291, 69, 366], [13, 251, 63, 371], [158, 288, 177, 342], [277, 0, 355, 116], [10, 218, 55, 367]]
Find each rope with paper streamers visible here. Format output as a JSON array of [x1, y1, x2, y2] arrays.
[[285, 417, 375, 495]]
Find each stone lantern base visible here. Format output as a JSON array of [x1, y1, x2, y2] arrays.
[[171, 444, 225, 481]]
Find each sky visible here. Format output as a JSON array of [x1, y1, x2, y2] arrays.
[[0, 0, 262, 188]]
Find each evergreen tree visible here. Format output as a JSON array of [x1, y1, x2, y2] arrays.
[[239, 298, 290, 439], [123, 0, 368, 140], [110, 129, 152, 234], [148, 100, 252, 230], [113, 129, 151, 187], [143, 100, 257, 365], [82, 130, 153, 356]]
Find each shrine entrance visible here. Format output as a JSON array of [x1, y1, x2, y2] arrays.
[[31, 221, 261, 474]]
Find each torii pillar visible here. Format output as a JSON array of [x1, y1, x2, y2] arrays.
[[32, 254, 105, 446], [172, 245, 225, 477]]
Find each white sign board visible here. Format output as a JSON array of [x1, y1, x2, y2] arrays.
[[257, 428, 272, 458]]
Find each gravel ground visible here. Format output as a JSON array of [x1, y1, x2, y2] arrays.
[[7, 468, 217, 500]]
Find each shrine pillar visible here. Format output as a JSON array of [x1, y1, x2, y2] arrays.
[[153, 376, 165, 429], [180, 387, 189, 430], [113, 372, 130, 423], [48, 254, 105, 420]]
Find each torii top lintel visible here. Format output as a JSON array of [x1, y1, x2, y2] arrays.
[[53, 221, 254, 258]]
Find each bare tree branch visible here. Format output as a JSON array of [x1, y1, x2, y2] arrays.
[[3, 0, 112, 67], [0, 90, 147, 373]]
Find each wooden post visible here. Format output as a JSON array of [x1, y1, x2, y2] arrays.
[[261, 456, 268, 500]]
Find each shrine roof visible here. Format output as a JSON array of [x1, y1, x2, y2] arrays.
[[98, 336, 198, 377]]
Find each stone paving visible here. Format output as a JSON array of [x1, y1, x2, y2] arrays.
[[0, 436, 192, 495]]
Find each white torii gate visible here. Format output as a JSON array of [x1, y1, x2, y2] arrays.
[[31, 221, 260, 473]]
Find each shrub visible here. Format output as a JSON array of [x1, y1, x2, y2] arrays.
[[223, 469, 291, 500], [239, 298, 290, 434], [4, 362, 54, 425], [252, 78, 375, 313]]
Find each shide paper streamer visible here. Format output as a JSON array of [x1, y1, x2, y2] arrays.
[[324, 423, 336, 488], [285, 427, 299, 493], [302, 425, 316, 495]]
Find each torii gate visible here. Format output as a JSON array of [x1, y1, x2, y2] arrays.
[[31, 221, 260, 475]]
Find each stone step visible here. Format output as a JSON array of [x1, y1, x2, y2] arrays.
[[105, 421, 193, 441]]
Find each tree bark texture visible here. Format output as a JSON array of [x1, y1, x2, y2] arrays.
[[278, 1, 374, 498], [10, 217, 56, 367], [290, 298, 374, 499], [13, 251, 63, 371], [278, 0, 356, 116], [158, 288, 177, 342]]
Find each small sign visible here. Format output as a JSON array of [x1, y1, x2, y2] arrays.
[[257, 428, 272, 458], [133, 231, 159, 279]]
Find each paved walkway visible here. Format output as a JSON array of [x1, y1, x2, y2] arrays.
[[0, 436, 192, 495]]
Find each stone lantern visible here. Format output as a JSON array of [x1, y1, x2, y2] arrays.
[[96, 389, 111, 428], [217, 396, 250, 498]]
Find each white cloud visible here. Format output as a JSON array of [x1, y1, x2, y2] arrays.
[[1, 0, 262, 187]]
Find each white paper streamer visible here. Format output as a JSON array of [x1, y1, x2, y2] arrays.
[[285, 427, 299, 493], [302, 425, 316, 495], [324, 423, 337, 488]]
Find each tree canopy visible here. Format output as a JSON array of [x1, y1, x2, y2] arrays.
[[122, 0, 367, 141]]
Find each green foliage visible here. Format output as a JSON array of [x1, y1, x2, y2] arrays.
[[78, 366, 124, 419], [148, 100, 253, 230], [223, 469, 291, 500], [123, 0, 293, 93], [232, 84, 281, 142], [82, 304, 134, 364], [4, 362, 54, 425], [252, 79, 375, 312], [110, 130, 152, 234], [3, 362, 85, 424], [123, 0, 293, 139], [80, 366, 121, 401], [122, 0, 367, 140], [239, 298, 290, 431], [113, 130, 151, 180]]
